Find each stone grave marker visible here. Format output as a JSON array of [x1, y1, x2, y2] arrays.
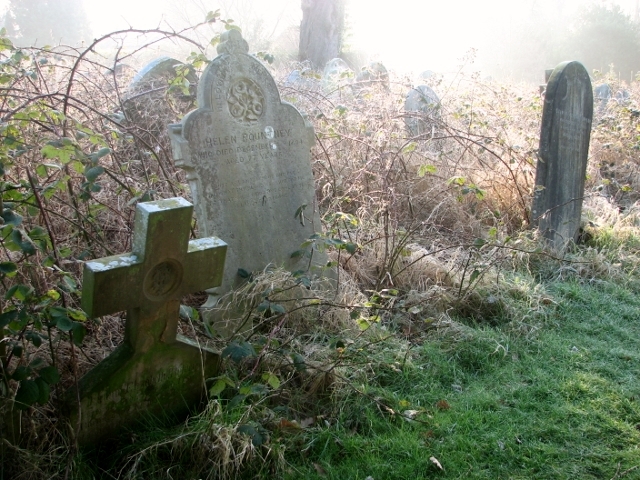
[[67, 197, 227, 444], [321, 57, 354, 93], [168, 30, 324, 333], [352, 61, 390, 96], [532, 61, 593, 250], [123, 57, 198, 145], [404, 85, 441, 137]]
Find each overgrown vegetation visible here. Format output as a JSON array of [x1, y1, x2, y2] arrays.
[[2, 15, 640, 479]]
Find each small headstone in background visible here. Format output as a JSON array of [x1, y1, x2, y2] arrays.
[[169, 30, 324, 335], [283, 67, 320, 91], [123, 57, 198, 144], [321, 57, 354, 93], [353, 61, 390, 94], [532, 61, 593, 250], [68, 197, 227, 444], [594, 83, 611, 115], [404, 85, 441, 137], [615, 89, 630, 105]]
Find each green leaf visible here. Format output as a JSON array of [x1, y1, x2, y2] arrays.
[[71, 322, 86, 346], [2, 209, 22, 226], [0, 261, 17, 275], [473, 238, 487, 248], [270, 303, 286, 315], [37, 366, 60, 385], [34, 377, 50, 404], [55, 315, 73, 331], [262, 372, 281, 390], [469, 269, 480, 284], [345, 242, 357, 254], [0, 309, 18, 328], [402, 142, 417, 154], [12, 366, 30, 381], [237, 268, 251, 279], [418, 164, 437, 177], [14, 379, 39, 409], [6, 284, 32, 301], [209, 378, 228, 396], [291, 353, 306, 372], [222, 341, 256, 363], [84, 165, 105, 182]]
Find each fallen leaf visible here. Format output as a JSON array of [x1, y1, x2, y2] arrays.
[[278, 419, 300, 430], [313, 463, 327, 476], [430, 456, 444, 471], [300, 416, 315, 428], [436, 399, 451, 410]]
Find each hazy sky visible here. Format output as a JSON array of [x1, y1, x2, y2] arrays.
[[3, 0, 639, 74]]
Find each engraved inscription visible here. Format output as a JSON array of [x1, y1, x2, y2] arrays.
[[144, 260, 182, 300], [228, 78, 265, 125]]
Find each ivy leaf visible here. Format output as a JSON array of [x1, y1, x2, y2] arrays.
[[35, 378, 50, 404], [0, 261, 17, 275], [262, 372, 281, 390]]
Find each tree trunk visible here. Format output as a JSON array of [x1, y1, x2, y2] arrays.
[[299, 0, 345, 69]]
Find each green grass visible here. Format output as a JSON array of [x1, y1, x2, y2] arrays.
[[282, 280, 640, 479]]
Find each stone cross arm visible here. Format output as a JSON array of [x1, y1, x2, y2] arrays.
[[81, 197, 227, 348]]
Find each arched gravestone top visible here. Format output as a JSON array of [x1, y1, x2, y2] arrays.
[[532, 61, 593, 250], [169, 30, 322, 328], [123, 57, 197, 144], [404, 85, 441, 137]]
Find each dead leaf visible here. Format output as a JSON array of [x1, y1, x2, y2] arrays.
[[313, 463, 327, 476], [430, 456, 444, 471], [436, 399, 450, 410], [278, 419, 301, 430], [300, 416, 315, 428]]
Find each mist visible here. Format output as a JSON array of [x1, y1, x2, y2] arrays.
[[3, 0, 639, 82]]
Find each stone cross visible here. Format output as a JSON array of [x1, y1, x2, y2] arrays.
[[532, 61, 593, 250], [169, 30, 325, 335], [68, 197, 227, 444]]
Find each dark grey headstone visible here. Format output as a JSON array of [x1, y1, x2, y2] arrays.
[[594, 83, 611, 114], [532, 61, 593, 249]]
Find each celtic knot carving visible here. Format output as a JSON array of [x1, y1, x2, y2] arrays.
[[227, 78, 265, 125], [144, 260, 182, 300]]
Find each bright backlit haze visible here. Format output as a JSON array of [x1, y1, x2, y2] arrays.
[[2, 0, 639, 76]]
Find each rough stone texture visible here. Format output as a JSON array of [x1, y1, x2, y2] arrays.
[[404, 85, 441, 137], [532, 61, 593, 250], [168, 30, 323, 332], [68, 197, 227, 444]]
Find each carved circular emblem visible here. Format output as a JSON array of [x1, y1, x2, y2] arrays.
[[143, 259, 183, 300], [227, 78, 265, 124]]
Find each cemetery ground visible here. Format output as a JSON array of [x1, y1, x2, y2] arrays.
[[2, 26, 640, 478]]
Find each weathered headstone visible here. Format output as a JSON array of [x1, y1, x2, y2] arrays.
[[354, 61, 389, 90], [168, 30, 323, 333], [532, 61, 593, 249], [404, 85, 441, 137], [321, 57, 354, 93], [594, 83, 611, 115], [68, 197, 227, 444], [123, 57, 198, 144]]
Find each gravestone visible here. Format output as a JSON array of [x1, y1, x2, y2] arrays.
[[404, 85, 441, 137], [321, 57, 354, 93], [123, 57, 198, 145], [67, 197, 227, 444], [168, 30, 323, 333], [594, 83, 611, 115], [532, 61, 593, 250], [352, 61, 389, 97]]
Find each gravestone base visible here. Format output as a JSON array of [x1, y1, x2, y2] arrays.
[[68, 335, 219, 445]]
